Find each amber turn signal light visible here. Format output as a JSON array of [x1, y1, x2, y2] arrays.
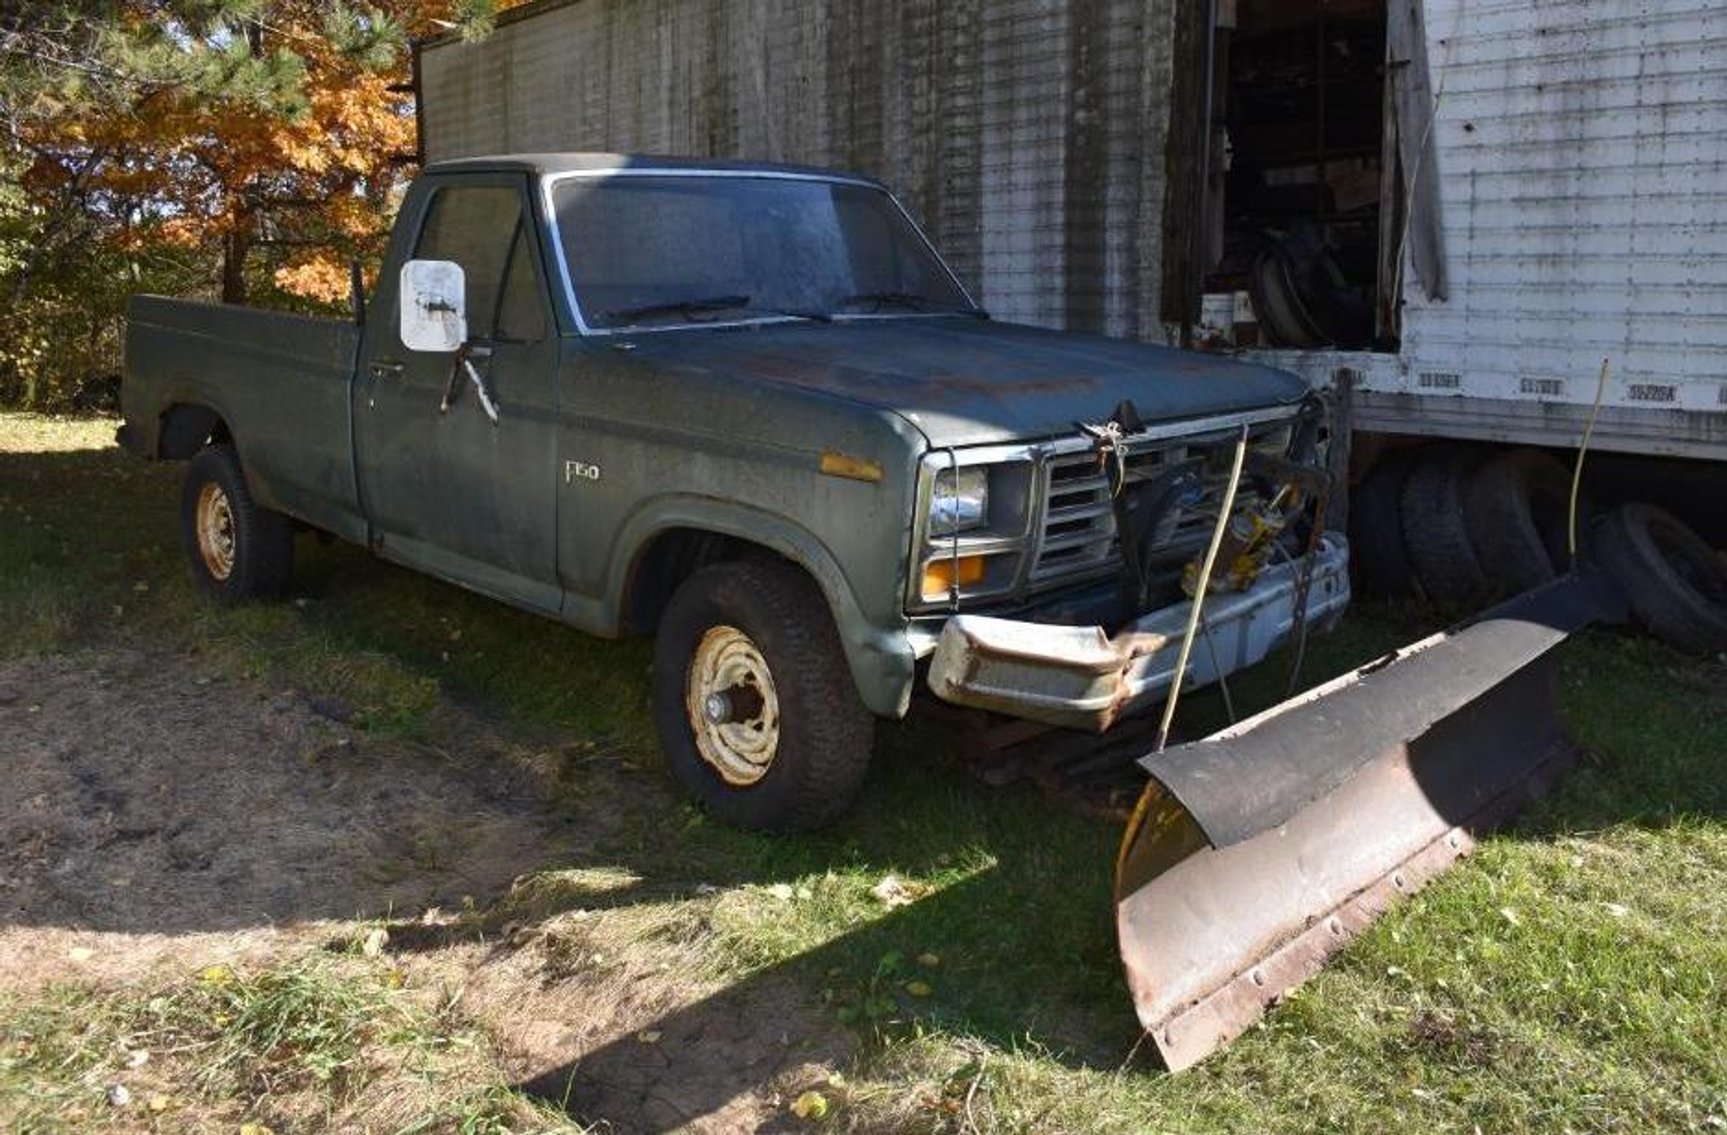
[[922, 554, 987, 600]]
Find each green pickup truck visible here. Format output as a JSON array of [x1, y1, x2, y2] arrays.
[[120, 153, 1349, 830]]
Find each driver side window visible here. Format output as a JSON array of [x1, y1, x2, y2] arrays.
[[413, 185, 526, 341]]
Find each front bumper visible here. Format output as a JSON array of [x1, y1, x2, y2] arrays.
[[925, 534, 1351, 730]]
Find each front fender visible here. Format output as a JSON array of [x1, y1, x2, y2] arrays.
[[600, 496, 916, 719]]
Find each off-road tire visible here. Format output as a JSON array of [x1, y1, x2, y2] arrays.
[[1349, 448, 1421, 597], [1400, 445, 1490, 603], [652, 558, 876, 830], [181, 444, 294, 603], [1590, 503, 1727, 656], [1463, 448, 1585, 596]]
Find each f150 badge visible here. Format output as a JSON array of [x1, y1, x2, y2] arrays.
[[564, 460, 602, 484]]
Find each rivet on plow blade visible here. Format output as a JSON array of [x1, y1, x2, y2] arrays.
[[1113, 572, 1627, 1072]]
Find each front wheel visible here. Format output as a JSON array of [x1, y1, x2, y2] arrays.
[[181, 444, 294, 603], [652, 559, 876, 831]]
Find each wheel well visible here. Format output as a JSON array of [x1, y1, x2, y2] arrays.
[[624, 528, 783, 635], [157, 403, 232, 459]]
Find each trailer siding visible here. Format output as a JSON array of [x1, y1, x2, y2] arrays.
[[1393, 0, 1727, 419], [419, 0, 1183, 337]]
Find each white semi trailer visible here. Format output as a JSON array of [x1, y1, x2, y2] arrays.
[[416, 0, 1727, 647]]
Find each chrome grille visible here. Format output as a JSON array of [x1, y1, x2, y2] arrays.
[[1028, 425, 1285, 584]]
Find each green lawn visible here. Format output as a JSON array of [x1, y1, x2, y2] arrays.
[[2, 413, 1723, 1133]]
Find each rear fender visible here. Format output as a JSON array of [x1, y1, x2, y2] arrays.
[[155, 402, 227, 459]]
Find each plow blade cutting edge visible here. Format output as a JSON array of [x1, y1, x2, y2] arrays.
[[1114, 571, 1627, 1072]]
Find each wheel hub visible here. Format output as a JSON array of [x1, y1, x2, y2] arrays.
[[195, 482, 237, 581], [686, 625, 781, 786]]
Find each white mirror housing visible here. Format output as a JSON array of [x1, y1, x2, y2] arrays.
[[399, 259, 467, 352]]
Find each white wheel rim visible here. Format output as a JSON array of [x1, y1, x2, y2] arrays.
[[686, 624, 781, 786], [196, 482, 237, 581]]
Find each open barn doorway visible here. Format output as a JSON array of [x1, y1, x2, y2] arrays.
[[1196, 0, 1401, 350]]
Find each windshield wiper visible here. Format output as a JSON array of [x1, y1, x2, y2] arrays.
[[603, 294, 833, 325], [753, 305, 832, 323], [834, 291, 982, 316], [603, 294, 752, 322]]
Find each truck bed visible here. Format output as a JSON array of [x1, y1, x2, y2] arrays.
[[121, 295, 364, 538]]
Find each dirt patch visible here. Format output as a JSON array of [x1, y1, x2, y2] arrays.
[[1407, 1009, 1500, 1068], [0, 649, 570, 944], [0, 648, 849, 1132]]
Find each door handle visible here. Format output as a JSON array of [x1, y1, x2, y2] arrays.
[[370, 359, 405, 379]]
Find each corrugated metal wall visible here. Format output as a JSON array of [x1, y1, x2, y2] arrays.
[[420, 0, 1184, 337], [1402, 0, 1727, 413]]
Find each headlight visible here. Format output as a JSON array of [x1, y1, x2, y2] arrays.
[[930, 466, 988, 535]]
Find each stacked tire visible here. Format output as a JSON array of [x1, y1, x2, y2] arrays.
[[1352, 444, 1576, 604], [1590, 503, 1727, 657], [1349, 444, 1727, 656]]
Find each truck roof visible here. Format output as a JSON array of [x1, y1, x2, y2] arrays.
[[422, 152, 883, 187]]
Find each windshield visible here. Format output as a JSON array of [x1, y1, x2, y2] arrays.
[[549, 174, 976, 329]]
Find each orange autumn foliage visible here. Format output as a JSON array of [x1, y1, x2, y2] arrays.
[[21, 1, 527, 308]]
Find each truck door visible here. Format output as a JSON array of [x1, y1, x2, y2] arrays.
[[354, 173, 562, 612]]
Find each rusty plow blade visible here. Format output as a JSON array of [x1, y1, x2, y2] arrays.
[[1113, 572, 1626, 1072]]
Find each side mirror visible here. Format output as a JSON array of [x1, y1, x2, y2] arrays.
[[399, 259, 467, 352]]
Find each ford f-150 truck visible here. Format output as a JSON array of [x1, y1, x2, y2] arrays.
[[120, 153, 1348, 831]]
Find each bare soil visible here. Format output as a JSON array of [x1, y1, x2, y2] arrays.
[[0, 647, 848, 1133]]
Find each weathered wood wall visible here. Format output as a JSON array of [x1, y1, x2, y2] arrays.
[[420, 0, 1190, 337]]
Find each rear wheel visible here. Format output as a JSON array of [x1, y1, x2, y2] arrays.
[[180, 444, 294, 603], [651, 558, 876, 830]]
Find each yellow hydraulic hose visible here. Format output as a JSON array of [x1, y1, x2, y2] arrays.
[[1568, 358, 1611, 561], [1154, 424, 1250, 753]]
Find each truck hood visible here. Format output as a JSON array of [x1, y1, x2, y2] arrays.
[[617, 317, 1310, 447]]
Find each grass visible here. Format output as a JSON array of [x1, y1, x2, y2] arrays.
[[0, 958, 587, 1133], [2, 412, 1725, 1132]]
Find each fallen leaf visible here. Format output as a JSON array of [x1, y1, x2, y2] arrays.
[[870, 874, 924, 907], [66, 946, 94, 963], [147, 1094, 171, 1113], [904, 980, 933, 998], [791, 1090, 830, 1121], [636, 1029, 662, 1043], [916, 952, 941, 968]]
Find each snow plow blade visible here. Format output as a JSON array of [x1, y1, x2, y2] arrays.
[[1114, 572, 1626, 1072]]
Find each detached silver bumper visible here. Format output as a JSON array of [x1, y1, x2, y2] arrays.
[[926, 535, 1351, 731]]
